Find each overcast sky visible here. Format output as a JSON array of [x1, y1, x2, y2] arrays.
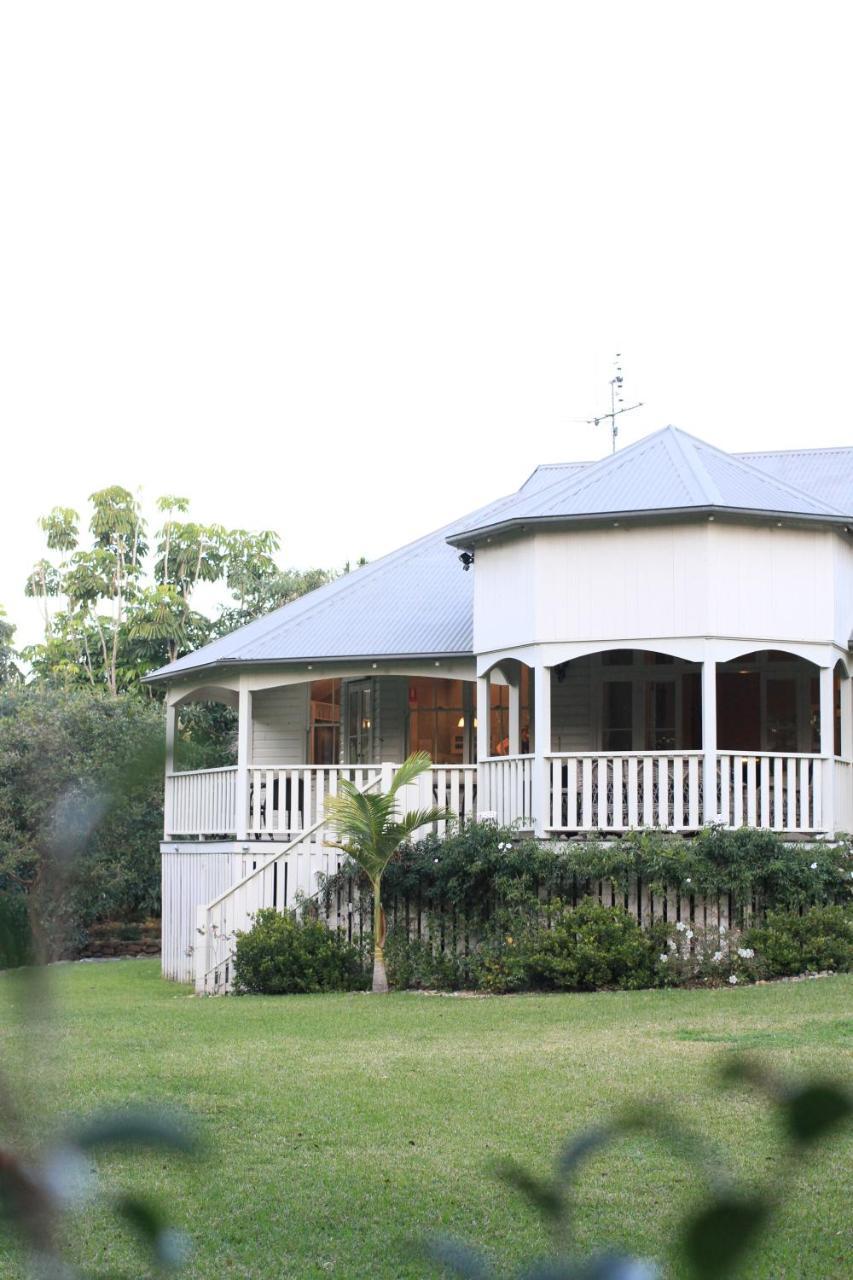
[[2, 2, 851, 648]]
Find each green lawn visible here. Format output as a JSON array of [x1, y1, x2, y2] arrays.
[[0, 962, 850, 1279]]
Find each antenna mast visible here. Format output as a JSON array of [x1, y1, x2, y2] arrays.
[[587, 354, 643, 452]]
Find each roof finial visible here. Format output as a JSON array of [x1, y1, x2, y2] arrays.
[[586, 354, 643, 452]]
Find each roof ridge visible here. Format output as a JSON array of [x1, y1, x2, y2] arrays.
[[654, 426, 847, 517], [661, 428, 723, 504], [735, 445, 853, 458]]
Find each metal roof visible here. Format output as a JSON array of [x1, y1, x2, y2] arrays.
[[448, 426, 850, 546], [147, 427, 853, 683], [144, 487, 521, 681], [734, 446, 853, 514]]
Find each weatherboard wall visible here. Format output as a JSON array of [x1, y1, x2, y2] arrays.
[[474, 522, 851, 660]]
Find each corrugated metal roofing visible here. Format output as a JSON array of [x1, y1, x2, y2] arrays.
[[145, 487, 521, 681], [735, 447, 853, 514], [522, 446, 853, 508], [147, 427, 853, 682], [448, 426, 849, 545]]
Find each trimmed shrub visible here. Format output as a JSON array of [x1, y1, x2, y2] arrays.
[[525, 901, 657, 992], [233, 908, 369, 995], [744, 906, 853, 978]]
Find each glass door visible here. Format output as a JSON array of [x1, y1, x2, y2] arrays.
[[345, 680, 374, 763]]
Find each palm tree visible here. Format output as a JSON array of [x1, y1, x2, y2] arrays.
[[324, 752, 448, 993]]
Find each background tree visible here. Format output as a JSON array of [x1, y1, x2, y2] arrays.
[[0, 607, 21, 685], [0, 684, 164, 956], [324, 753, 447, 993], [22, 490, 349, 696]]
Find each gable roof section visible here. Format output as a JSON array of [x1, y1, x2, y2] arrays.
[[447, 426, 849, 546]]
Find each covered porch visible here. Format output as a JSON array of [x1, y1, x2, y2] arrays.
[[476, 645, 852, 837], [163, 664, 516, 844], [162, 646, 852, 844]]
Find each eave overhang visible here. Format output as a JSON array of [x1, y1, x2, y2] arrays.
[[446, 506, 853, 550]]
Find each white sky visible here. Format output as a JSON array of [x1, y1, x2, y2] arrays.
[[2, 1, 851, 648]]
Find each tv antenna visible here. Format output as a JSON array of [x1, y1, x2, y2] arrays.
[[585, 355, 643, 452]]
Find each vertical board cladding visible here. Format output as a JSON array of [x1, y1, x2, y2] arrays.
[[251, 685, 309, 766], [161, 850, 236, 983], [550, 657, 594, 750], [375, 676, 408, 762]]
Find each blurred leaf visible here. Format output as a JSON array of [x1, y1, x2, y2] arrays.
[[573, 1255, 660, 1280], [424, 1235, 496, 1278], [681, 1195, 768, 1279], [556, 1128, 613, 1182], [67, 1108, 198, 1155], [495, 1159, 563, 1220], [116, 1194, 190, 1269], [517, 1260, 576, 1279], [783, 1082, 852, 1146]]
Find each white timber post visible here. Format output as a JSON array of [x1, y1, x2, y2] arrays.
[[819, 665, 835, 835], [235, 683, 252, 841], [163, 698, 177, 839], [533, 661, 552, 837], [508, 678, 521, 755], [476, 672, 491, 815], [840, 668, 853, 760], [702, 655, 717, 824]]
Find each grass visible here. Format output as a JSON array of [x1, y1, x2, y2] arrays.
[[0, 962, 850, 1279]]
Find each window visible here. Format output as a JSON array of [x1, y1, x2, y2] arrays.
[[309, 678, 340, 763], [408, 678, 467, 763]]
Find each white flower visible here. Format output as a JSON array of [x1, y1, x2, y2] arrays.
[[685, 929, 694, 941], [676, 921, 686, 932], [498, 842, 505, 851], [810, 861, 818, 870], [659, 954, 668, 963], [685, 877, 692, 884], [667, 939, 677, 952], [737, 947, 754, 959], [728, 974, 738, 985], [505, 842, 512, 850], [712, 950, 724, 964]]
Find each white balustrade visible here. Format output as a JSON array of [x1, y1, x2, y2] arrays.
[[833, 759, 853, 833], [247, 765, 382, 837], [398, 764, 478, 836], [716, 753, 824, 832], [167, 767, 238, 837], [479, 755, 535, 829], [546, 752, 704, 833]]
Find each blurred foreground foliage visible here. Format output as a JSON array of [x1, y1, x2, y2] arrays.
[[426, 1059, 852, 1280]]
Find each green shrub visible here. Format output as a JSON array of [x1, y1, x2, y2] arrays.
[[525, 900, 657, 992], [233, 908, 369, 995], [327, 823, 851, 947], [744, 905, 853, 977], [0, 686, 165, 956]]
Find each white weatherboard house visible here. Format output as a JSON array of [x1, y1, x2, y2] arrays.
[[146, 426, 853, 987]]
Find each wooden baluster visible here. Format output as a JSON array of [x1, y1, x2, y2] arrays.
[[760, 757, 770, 827], [658, 756, 669, 828], [582, 757, 593, 828], [688, 756, 700, 828]]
